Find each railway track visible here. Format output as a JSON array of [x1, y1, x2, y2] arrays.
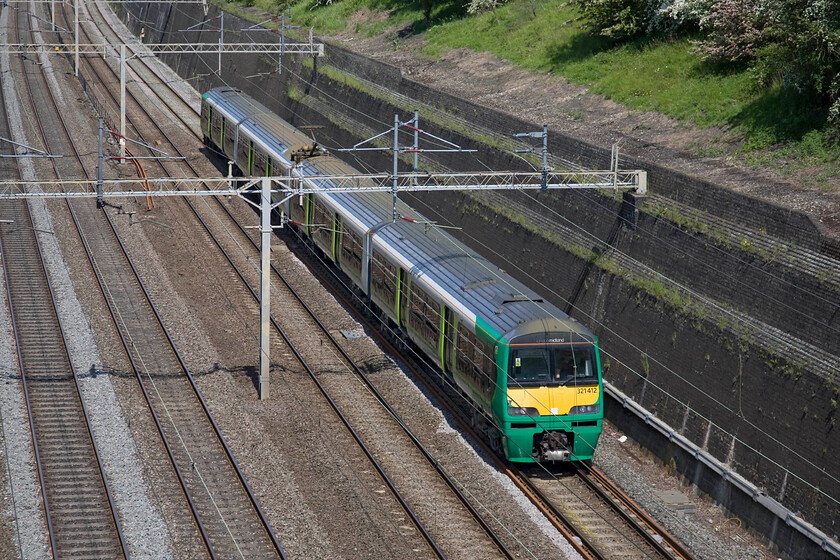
[[0, 9, 128, 559], [282, 220, 695, 560], [66, 5, 524, 556], [47, 2, 698, 557], [186, 176, 521, 559], [0, 182, 127, 560], [9, 3, 287, 557], [72, 4, 840, 560], [515, 462, 693, 560]]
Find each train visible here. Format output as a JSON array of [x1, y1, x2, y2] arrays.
[[200, 87, 603, 463]]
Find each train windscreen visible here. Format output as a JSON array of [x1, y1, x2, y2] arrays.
[[508, 345, 596, 387]]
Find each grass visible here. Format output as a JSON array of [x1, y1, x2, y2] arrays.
[[235, 0, 839, 185], [288, 0, 430, 35], [420, 3, 769, 129]]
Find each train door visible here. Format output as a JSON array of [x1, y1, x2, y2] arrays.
[[334, 215, 342, 262], [248, 140, 254, 175], [443, 307, 457, 376], [218, 115, 225, 151], [225, 118, 237, 160], [397, 268, 410, 328]]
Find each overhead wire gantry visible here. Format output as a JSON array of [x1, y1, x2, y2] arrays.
[[0, 168, 646, 399]]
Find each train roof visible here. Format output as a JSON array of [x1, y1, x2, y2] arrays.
[[329, 183, 592, 342], [203, 87, 303, 162], [203, 87, 595, 343]]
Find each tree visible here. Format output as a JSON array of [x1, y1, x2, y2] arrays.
[[420, 0, 434, 23]]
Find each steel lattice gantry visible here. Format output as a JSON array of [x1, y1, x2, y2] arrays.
[[0, 170, 645, 399]]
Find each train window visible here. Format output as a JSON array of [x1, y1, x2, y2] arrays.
[[311, 199, 333, 256], [211, 112, 223, 148], [408, 283, 440, 350], [237, 136, 250, 172], [370, 249, 397, 309], [456, 323, 495, 399], [550, 346, 596, 385], [289, 193, 307, 225], [253, 147, 266, 177], [509, 348, 550, 386], [224, 118, 235, 156], [340, 224, 363, 278]]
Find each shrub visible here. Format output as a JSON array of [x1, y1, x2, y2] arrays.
[[467, 0, 501, 14], [756, 0, 840, 136], [647, 0, 716, 35], [693, 0, 764, 63], [573, 0, 651, 40], [575, 0, 716, 38]]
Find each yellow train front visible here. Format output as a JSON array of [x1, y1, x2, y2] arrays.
[[201, 87, 604, 463], [494, 322, 603, 462]]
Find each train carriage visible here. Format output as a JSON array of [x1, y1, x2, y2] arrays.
[[201, 87, 603, 462]]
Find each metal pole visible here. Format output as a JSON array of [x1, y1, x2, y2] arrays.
[[96, 118, 104, 208], [74, 0, 79, 76], [392, 114, 399, 222], [259, 176, 271, 400], [120, 44, 126, 160], [51, 0, 55, 31], [612, 143, 619, 188], [541, 124, 548, 193], [218, 11, 223, 76], [279, 12, 285, 74], [413, 111, 419, 174]]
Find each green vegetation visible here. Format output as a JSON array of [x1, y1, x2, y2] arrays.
[[227, 0, 840, 187]]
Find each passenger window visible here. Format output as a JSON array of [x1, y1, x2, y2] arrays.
[[408, 283, 440, 350], [311, 199, 333, 256], [340, 225, 363, 278], [370, 249, 397, 310], [456, 323, 495, 399], [224, 118, 235, 155], [253, 147, 266, 177]]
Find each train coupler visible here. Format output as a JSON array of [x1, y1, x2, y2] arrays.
[[534, 430, 573, 462]]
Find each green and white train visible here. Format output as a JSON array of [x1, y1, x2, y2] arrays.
[[201, 87, 604, 462]]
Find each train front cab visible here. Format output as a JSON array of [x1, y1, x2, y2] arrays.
[[497, 332, 603, 463]]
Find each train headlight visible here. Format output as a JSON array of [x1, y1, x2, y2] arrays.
[[508, 406, 540, 417], [568, 404, 600, 415]]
